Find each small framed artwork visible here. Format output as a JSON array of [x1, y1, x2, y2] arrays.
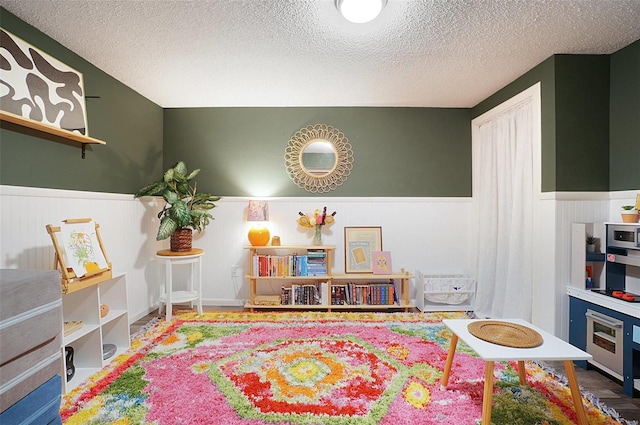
[[372, 251, 392, 275], [344, 226, 382, 273], [247, 200, 269, 221]]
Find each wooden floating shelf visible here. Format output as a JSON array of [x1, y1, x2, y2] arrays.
[[0, 110, 106, 146]]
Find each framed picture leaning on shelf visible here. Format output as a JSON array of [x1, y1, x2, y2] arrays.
[[344, 226, 382, 273], [373, 251, 392, 275]]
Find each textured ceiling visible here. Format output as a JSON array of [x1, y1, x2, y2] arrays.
[[1, 0, 639, 108]]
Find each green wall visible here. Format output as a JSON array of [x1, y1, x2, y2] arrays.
[[163, 107, 471, 197], [0, 8, 164, 194], [473, 51, 638, 193], [1, 8, 637, 196], [554, 55, 610, 191], [610, 39, 640, 191]]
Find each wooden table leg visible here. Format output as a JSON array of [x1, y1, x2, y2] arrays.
[[517, 361, 527, 385], [441, 333, 459, 387], [482, 361, 494, 425], [563, 360, 589, 425]]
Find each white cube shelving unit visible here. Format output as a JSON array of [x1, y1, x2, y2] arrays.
[[61, 273, 129, 393]]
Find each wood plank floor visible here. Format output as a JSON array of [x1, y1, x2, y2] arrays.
[[545, 360, 639, 422], [131, 306, 640, 423]]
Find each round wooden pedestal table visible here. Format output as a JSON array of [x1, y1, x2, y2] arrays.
[[156, 248, 204, 321]]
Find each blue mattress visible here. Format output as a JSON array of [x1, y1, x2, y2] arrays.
[[0, 375, 62, 425]]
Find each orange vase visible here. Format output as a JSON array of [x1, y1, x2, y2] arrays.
[[248, 226, 270, 246]]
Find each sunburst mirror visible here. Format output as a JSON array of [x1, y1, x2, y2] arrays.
[[284, 124, 354, 193]]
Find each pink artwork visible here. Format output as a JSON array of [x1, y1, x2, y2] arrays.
[[372, 251, 392, 275]]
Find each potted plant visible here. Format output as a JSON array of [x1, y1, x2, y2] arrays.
[[620, 205, 639, 223], [135, 161, 221, 251], [586, 235, 597, 253]]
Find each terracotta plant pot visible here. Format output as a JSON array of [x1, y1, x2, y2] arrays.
[[170, 228, 193, 252], [621, 212, 639, 223]]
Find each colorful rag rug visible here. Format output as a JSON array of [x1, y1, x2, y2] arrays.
[[61, 311, 636, 425]]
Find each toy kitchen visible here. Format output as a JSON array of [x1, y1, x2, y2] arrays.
[[567, 222, 640, 398]]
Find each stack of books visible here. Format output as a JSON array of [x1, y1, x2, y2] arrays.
[[306, 249, 327, 276]]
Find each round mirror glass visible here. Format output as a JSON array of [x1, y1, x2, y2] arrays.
[[300, 139, 337, 176]]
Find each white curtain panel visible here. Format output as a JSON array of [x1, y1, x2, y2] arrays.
[[474, 101, 534, 320]]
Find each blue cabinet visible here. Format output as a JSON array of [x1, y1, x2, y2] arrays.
[[569, 296, 589, 368], [569, 296, 640, 397]]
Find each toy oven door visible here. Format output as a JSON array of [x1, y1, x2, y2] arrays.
[[585, 309, 624, 377]]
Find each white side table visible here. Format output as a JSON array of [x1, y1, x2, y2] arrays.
[[156, 248, 204, 321]]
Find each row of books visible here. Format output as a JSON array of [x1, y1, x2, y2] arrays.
[[258, 280, 398, 307], [252, 250, 328, 277], [331, 281, 398, 306], [280, 282, 329, 305]]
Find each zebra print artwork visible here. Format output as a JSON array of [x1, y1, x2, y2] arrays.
[[0, 28, 88, 135]]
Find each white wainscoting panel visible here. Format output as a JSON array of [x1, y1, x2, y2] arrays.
[[0, 185, 163, 322], [0, 186, 637, 339], [552, 193, 611, 341], [531, 198, 557, 334], [1, 186, 473, 321], [190, 197, 476, 306], [4, 185, 635, 337]]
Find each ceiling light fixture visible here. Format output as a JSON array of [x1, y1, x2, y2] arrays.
[[336, 0, 387, 24]]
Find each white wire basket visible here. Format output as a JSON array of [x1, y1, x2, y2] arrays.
[[415, 271, 476, 312]]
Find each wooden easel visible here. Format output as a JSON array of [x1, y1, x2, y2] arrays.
[[46, 218, 112, 294]]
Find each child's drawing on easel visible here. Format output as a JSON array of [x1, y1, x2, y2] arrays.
[[59, 220, 108, 278], [47, 218, 112, 294]]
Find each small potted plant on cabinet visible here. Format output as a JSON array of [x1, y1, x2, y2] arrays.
[[135, 161, 221, 251], [586, 235, 597, 253], [620, 205, 639, 223]]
